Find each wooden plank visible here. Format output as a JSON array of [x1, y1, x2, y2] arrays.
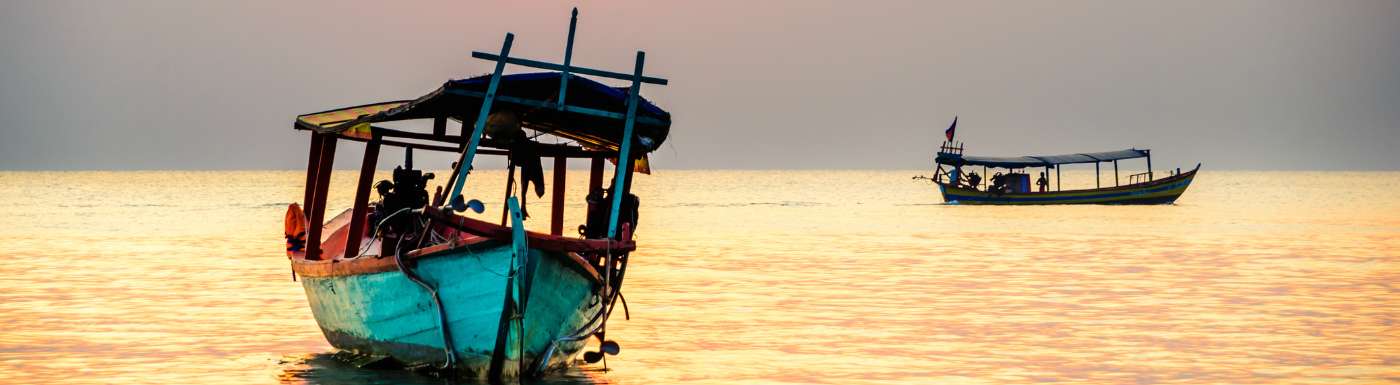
[[1146, 150, 1153, 181], [339, 130, 606, 158], [1095, 162, 1101, 189], [432, 116, 446, 136], [344, 138, 380, 258], [588, 157, 604, 193], [306, 135, 337, 260], [448, 33, 514, 203], [557, 8, 578, 110], [607, 51, 646, 239], [420, 207, 635, 254], [442, 89, 668, 127], [471, 52, 668, 85], [303, 133, 324, 211]]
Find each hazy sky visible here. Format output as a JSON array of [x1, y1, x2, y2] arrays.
[[1, 0, 1397, 170]]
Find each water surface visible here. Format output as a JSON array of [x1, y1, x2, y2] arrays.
[[1, 170, 1396, 384]]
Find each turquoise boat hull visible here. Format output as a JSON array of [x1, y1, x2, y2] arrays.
[[938, 165, 1199, 205], [294, 239, 603, 380]]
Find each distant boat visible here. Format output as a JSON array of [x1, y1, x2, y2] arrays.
[[282, 9, 669, 381], [928, 140, 1199, 205]]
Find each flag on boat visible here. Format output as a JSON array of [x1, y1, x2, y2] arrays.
[[945, 116, 957, 141]]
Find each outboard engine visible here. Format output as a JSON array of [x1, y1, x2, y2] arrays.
[[579, 187, 639, 240], [371, 165, 434, 256]]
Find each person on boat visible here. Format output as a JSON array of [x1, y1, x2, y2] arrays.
[[989, 172, 1006, 194], [966, 171, 981, 190], [1036, 172, 1048, 192]]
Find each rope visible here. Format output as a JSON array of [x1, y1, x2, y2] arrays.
[[391, 231, 458, 370]]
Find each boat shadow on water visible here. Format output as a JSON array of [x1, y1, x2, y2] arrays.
[[277, 353, 608, 385]]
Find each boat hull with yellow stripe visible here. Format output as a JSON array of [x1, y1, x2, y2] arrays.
[[938, 165, 1198, 205]]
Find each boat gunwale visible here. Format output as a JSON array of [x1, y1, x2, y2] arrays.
[[937, 164, 1199, 197], [290, 211, 604, 283]]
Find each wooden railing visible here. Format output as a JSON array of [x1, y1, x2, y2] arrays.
[[939, 141, 964, 156], [1127, 171, 1154, 185]]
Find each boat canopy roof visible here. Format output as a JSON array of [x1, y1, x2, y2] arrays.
[[295, 72, 671, 153], [938, 149, 1149, 168]]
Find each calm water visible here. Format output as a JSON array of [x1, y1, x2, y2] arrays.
[[1, 170, 1397, 384]]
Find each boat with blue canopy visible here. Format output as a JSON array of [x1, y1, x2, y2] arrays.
[[927, 138, 1199, 205], [281, 9, 666, 380]]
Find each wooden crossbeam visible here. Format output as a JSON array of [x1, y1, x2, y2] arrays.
[[471, 52, 668, 85], [442, 89, 668, 126]]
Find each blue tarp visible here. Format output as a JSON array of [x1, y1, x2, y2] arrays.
[[297, 72, 671, 153], [938, 149, 1148, 168]]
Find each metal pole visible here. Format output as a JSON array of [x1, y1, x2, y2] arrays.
[[1056, 165, 1061, 191], [1113, 160, 1119, 186]]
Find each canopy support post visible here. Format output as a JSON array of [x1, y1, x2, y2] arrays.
[[607, 51, 646, 240], [1095, 162, 1101, 189], [588, 157, 604, 195], [982, 166, 988, 190], [1146, 150, 1153, 181], [345, 137, 381, 258], [1056, 165, 1061, 191], [1045, 166, 1051, 192], [306, 135, 337, 261], [448, 32, 515, 204], [583, 157, 604, 237], [1113, 160, 1119, 187], [550, 156, 567, 236], [303, 133, 324, 211], [432, 117, 446, 137]]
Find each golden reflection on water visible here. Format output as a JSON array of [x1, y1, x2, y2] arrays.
[[0, 170, 1396, 384]]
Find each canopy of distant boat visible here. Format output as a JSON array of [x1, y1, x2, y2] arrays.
[[928, 140, 1199, 205]]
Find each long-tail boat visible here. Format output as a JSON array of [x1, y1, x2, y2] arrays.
[[281, 9, 668, 380], [928, 140, 1199, 205]]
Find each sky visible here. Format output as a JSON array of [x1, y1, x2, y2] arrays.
[[1, 0, 1397, 171]]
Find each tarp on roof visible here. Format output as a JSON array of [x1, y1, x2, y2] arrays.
[[295, 72, 671, 153], [938, 149, 1148, 168]]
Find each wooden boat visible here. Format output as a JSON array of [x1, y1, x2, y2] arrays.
[[929, 141, 1199, 205], [281, 9, 669, 381]]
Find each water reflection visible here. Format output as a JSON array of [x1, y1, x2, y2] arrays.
[[276, 353, 609, 385], [1, 171, 1396, 384]]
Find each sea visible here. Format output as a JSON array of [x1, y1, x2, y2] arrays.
[[1, 170, 1396, 384]]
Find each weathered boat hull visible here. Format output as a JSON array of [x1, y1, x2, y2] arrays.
[[939, 166, 1198, 205], [294, 242, 602, 380]]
